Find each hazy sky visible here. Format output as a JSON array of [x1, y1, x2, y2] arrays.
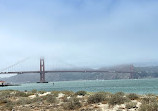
[[0, 0, 158, 70]]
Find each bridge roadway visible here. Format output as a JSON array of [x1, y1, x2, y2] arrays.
[[0, 70, 134, 74], [0, 59, 135, 82]]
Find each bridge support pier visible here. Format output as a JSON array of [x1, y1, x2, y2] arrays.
[[37, 58, 48, 83]]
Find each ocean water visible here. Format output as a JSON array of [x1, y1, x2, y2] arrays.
[[1, 79, 158, 94]]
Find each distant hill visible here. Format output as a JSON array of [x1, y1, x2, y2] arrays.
[[99, 64, 133, 72], [134, 66, 158, 79], [2, 72, 130, 83], [2, 65, 158, 83]]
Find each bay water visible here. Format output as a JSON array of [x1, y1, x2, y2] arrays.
[[1, 78, 158, 94]]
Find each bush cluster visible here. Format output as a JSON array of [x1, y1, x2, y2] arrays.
[[141, 96, 157, 104], [75, 91, 87, 96], [14, 91, 29, 97], [45, 94, 57, 103], [127, 93, 139, 100], [51, 91, 61, 97], [139, 102, 158, 111], [80, 108, 95, 111], [115, 92, 125, 97], [0, 90, 15, 98], [126, 102, 137, 109], [31, 89, 37, 94], [0, 97, 10, 104], [62, 90, 74, 96], [62, 96, 69, 102], [64, 97, 82, 110], [139, 95, 158, 111], [2, 100, 14, 110], [38, 90, 46, 94], [16, 98, 32, 105], [108, 93, 130, 106], [87, 92, 108, 104], [32, 96, 43, 103]]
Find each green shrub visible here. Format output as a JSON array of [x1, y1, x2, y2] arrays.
[[75, 91, 87, 96], [127, 93, 139, 100], [141, 96, 157, 104], [108, 93, 130, 106], [139, 102, 158, 111], [146, 93, 156, 97], [62, 96, 69, 102], [0, 90, 13, 98], [51, 91, 61, 97], [115, 92, 125, 97], [62, 90, 74, 96], [17, 107, 31, 111], [32, 97, 43, 103], [16, 98, 32, 105], [64, 97, 81, 110], [126, 102, 137, 109], [31, 89, 37, 94], [97, 92, 113, 97], [80, 108, 94, 111], [87, 93, 108, 104], [2, 100, 14, 110], [26, 92, 34, 96], [45, 94, 56, 103], [14, 91, 28, 97], [0, 97, 11, 104], [4, 103, 14, 110], [38, 90, 46, 94]]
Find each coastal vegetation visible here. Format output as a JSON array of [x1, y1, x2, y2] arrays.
[[0, 90, 158, 111]]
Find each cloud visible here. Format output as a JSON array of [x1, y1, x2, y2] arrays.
[[0, 0, 158, 70]]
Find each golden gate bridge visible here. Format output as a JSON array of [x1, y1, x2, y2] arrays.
[[0, 58, 135, 83]]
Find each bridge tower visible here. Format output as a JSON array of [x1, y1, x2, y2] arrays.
[[38, 58, 48, 83], [129, 64, 134, 79]]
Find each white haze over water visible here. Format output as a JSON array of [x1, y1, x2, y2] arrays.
[[0, 0, 158, 74]]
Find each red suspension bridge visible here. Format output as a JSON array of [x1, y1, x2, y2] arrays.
[[0, 58, 135, 83]]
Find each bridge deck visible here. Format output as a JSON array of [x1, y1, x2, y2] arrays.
[[0, 70, 134, 74]]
